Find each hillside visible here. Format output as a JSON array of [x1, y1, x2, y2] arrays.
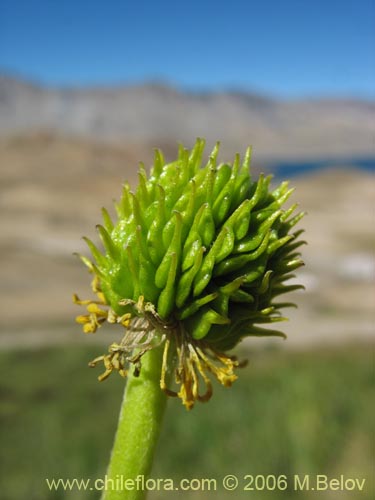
[[0, 133, 373, 349], [0, 74, 374, 159]]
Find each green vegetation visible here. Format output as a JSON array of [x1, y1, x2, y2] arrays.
[[75, 139, 305, 411], [0, 345, 373, 499]]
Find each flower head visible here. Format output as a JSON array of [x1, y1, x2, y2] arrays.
[[74, 139, 305, 409]]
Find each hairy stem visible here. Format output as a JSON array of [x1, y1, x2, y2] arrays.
[[102, 343, 168, 500]]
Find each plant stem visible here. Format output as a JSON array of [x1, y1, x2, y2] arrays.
[[102, 343, 168, 500]]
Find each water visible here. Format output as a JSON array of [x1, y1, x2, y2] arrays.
[[268, 157, 375, 178]]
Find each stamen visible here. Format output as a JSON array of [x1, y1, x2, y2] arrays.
[[188, 344, 213, 402], [161, 338, 178, 397], [75, 289, 245, 409]]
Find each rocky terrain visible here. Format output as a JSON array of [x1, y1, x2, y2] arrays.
[[1, 73, 374, 159], [0, 73, 373, 349], [0, 133, 373, 350]]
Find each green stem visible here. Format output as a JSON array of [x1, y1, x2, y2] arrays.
[[102, 344, 168, 500]]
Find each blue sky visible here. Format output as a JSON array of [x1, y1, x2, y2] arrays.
[[0, 0, 374, 98]]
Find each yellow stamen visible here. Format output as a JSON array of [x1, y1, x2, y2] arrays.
[[75, 288, 245, 409], [160, 338, 178, 397]]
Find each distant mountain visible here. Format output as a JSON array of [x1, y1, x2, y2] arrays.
[[0, 73, 374, 159]]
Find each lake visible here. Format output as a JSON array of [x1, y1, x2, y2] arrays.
[[268, 157, 375, 178]]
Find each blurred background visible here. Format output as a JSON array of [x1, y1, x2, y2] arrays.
[[0, 0, 374, 499]]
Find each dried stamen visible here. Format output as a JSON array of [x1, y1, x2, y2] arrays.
[[75, 293, 244, 409]]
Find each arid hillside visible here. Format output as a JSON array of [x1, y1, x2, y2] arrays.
[[1, 74, 374, 159], [0, 133, 374, 349]]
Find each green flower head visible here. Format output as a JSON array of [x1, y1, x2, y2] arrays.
[[74, 139, 305, 409]]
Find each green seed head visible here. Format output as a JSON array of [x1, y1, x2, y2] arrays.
[[75, 139, 305, 409]]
